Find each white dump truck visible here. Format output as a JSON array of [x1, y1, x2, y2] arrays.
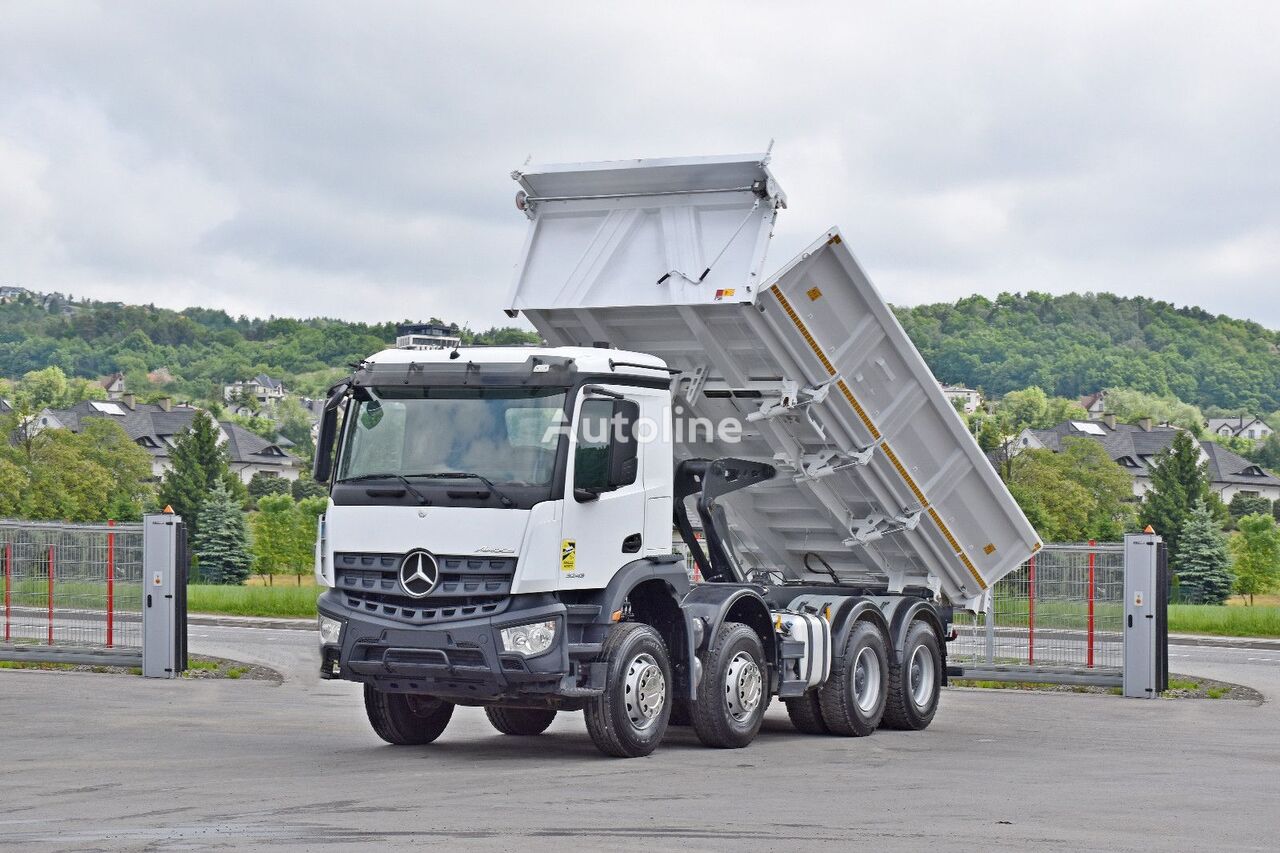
[[312, 153, 1040, 757]]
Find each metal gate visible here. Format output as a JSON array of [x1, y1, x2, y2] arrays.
[[950, 542, 1127, 686], [1, 519, 146, 667]]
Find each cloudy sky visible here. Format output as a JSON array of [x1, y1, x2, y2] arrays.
[[2, 2, 1278, 330]]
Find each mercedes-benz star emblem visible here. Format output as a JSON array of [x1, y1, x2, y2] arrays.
[[399, 550, 439, 598]]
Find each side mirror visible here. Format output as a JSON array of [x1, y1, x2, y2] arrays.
[[312, 383, 349, 484]]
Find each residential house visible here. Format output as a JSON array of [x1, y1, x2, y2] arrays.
[[34, 396, 300, 482], [1205, 416, 1274, 442], [940, 385, 982, 415], [99, 372, 126, 400], [1017, 417, 1280, 502], [1078, 391, 1106, 420], [395, 322, 463, 351], [223, 374, 288, 409]]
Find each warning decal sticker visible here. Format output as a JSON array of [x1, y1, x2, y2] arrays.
[[560, 539, 576, 572]]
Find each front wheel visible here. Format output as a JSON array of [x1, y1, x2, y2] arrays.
[[364, 686, 455, 745], [691, 622, 768, 749], [584, 622, 672, 758], [881, 620, 942, 730], [485, 706, 557, 736]]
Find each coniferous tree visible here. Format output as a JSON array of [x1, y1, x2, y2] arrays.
[[1140, 431, 1209, 564], [158, 411, 231, 535], [1174, 499, 1233, 604], [192, 481, 252, 584]]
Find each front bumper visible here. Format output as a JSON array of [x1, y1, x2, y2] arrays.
[[318, 590, 584, 703]]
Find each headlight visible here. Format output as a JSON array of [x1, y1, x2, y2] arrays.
[[318, 614, 343, 646], [499, 620, 557, 656]]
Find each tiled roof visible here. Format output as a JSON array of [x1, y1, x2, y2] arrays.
[[1026, 421, 1280, 488], [38, 401, 297, 468]]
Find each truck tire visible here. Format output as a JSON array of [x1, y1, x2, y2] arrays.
[[819, 620, 888, 736], [784, 690, 828, 734], [690, 622, 768, 749], [485, 706, 557, 736], [882, 620, 942, 730], [364, 686, 454, 745], [584, 622, 672, 758]]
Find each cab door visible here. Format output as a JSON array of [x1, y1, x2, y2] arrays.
[[558, 387, 649, 590]]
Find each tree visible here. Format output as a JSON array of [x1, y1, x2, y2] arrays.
[[248, 471, 291, 505], [77, 418, 155, 521], [158, 411, 232, 536], [1102, 388, 1205, 434], [275, 396, 316, 461], [1139, 431, 1208, 564], [248, 493, 325, 585], [1227, 492, 1272, 526], [1174, 500, 1234, 604], [192, 482, 252, 584], [1005, 440, 1135, 542], [291, 475, 328, 501], [1230, 513, 1280, 605]]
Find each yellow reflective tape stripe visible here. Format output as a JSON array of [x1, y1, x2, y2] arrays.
[[958, 552, 986, 589], [837, 380, 880, 439], [881, 442, 926, 507]]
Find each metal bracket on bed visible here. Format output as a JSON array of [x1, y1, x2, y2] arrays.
[[794, 446, 877, 481], [746, 374, 841, 438], [843, 509, 923, 546]]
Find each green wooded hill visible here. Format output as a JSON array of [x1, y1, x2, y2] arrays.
[[2, 289, 1277, 412], [894, 292, 1280, 412], [0, 292, 538, 402]]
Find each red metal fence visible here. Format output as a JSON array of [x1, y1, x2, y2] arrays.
[[0, 520, 144, 651]]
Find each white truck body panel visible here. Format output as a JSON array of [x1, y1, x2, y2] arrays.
[[508, 155, 1040, 610]]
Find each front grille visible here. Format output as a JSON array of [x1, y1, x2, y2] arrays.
[[334, 552, 516, 625]]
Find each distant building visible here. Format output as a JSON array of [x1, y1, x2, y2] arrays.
[[1205, 416, 1274, 442], [940, 384, 982, 415], [1078, 391, 1106, 420], [99, 372, 126, 400], [395, 322, 462, 351], [34, 397, 300, 482], [1017, 418, 1280, 502], [223, 374, 287, 407], [0, 285, 31, 304]]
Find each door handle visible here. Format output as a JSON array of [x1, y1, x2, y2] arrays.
[[1127, 614, 1133, 628], [622, 533, 642, 554], [147, 594, 153, 608]]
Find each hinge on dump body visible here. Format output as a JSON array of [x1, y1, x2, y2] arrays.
[[786, 445, 878, 481], [843, 509, 924, 547], [746, 374, 840, 438]]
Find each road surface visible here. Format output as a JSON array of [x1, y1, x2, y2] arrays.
[[0, 624, 1275, 851]]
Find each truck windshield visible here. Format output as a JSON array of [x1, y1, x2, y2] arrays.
[[337, 386, 567, 487]]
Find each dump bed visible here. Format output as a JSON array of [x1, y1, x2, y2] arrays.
[[507, 154, 1040, 610]]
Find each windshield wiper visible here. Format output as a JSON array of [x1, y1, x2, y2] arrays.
[[338, 473, 431, 506], [407, 472, 516, 508]]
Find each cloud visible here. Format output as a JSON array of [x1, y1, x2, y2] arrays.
[[1, 1, 1278, 330]]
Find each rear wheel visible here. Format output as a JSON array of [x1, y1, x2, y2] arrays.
[[364, 686, 455, 745], [882, 620, 942, 730], [784, 689, 828, 734], [819, 620, 888, 736], [584, 622, 672, 758], [485, 706, 557, 736], [691, 622, 768, 749]]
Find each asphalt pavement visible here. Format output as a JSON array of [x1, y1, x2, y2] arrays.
[[0, 623, 1276, 851]]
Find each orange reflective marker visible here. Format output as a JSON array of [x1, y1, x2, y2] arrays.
[[1143, 524, 1154, 534], [163, 505, 175, 514]]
